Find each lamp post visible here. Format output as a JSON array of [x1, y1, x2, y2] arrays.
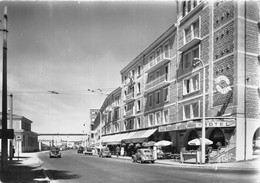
[[193, 57, 206, 164], [98, 111, 103, 147]]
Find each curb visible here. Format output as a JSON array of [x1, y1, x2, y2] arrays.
[[110, 155, 259, 171], [41, 168, 51, 182]]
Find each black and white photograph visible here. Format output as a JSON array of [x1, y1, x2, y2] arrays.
[[0, 0, 259, 182]]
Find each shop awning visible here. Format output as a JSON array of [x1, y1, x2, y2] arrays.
[[122, 128, 157, 143], [102, 135, 115, 144], [102, 132, 129, 145]]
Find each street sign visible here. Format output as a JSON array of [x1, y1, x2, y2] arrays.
[[16, 135, 22, 141], [0, 129, 14, 139]]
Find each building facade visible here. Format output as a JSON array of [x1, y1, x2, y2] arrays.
[[93, 0, 260, 162], [1, 113, 39, 153]]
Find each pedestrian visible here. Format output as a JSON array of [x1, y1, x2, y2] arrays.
[[116, 146, 120, 157], [12, 146, 15, 158]]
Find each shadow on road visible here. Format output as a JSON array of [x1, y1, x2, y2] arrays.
[[46, 169, 81, 180], [0, 163, 46, 183]]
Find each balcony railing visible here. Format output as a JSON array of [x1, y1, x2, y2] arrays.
[[145, 74, 170, 94], [179, 28, 201, 52], [124, 92, 135, 103], [145, 51, 171, 73], [124, 108, 135, 119]]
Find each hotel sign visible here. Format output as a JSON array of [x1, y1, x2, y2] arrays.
[[158, 118, 236, 132]]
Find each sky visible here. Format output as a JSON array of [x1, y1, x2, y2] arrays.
[[0, 0, 177, 137]]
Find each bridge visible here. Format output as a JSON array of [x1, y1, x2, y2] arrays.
[[38, 133, 86, 136]]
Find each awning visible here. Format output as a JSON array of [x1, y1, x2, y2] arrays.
[[102, 132, 129, 145], [122, 128, 157, 143]]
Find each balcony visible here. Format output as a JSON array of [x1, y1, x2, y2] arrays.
[[145, 51, 171, 73], [112, 102, 120, 109], [124, 92, 135, 103], [179, 29, 201, 52], [124, 108, 135, 119], [144, 74, 170, 94]]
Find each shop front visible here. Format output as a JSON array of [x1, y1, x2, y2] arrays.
[[158, 117, 237, 163], [121, 128, 157, 156]]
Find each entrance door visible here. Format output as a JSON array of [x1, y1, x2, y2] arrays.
[[209, 128, 225, 149]]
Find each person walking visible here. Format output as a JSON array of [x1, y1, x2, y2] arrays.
[[116, 146, 120, 157]]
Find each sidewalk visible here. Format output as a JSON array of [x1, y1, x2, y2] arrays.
[[0, 152, 49, 183], [111, 154, 260, 171]]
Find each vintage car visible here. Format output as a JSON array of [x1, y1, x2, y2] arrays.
[[77, 146, 84, 154], [49, 147, 61, 158], [99, 147, 111, 158], [132, 148, 155, 163], [83, 146, 93, 155]]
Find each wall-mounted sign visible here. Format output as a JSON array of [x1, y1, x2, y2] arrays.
[[158, 118, 236, 132], [16, 135, 22, 141], [215, 75, 232, 94]]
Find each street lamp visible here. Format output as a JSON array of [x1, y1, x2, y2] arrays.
[[193, 57, 206, 164], [98, 111, 103, 147]]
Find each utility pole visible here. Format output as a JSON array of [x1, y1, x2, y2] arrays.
[[1, 7, 8, 172], [9, 93, 14, 161]]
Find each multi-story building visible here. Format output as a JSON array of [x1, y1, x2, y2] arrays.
[[93, 0, 260, 162]]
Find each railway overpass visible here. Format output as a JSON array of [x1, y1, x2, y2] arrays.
[[38, 133, 89, 148]]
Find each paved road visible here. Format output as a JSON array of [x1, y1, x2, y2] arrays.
[[38, 150, 260, 183]]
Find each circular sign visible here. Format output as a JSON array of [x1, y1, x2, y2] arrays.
[[16, 135, 22, 141], [215, 75, 232, 94]]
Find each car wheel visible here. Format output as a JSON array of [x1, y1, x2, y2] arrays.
[[151, 161, 155, 164]]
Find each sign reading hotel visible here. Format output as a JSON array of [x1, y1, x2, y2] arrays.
[[158, 118, 236, 132], [215, 75, 232, 94]]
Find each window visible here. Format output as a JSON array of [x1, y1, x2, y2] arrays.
[[163, 110, 169, 124], [184, 20, 199, 44], [183, 73, 199, 95], [148, 94, 153, 107], [130, 70, 135, 79], [124, 90, 127, 100], [183, 101, 200, 119], [136, 117, 141, 129], [149, 55, 154, 67], [165, 65, 169, 81], [137, 100, 141, 112], [125, 119, 134, 130], [182, 1, 186, 17], [156, 69, 160, 78], [137, 82, 141, 94], [114, 109, 119, 120], [183, 46, 199, 70], [124, 121, 127, 131], [114, 123, 119, 132], [137, 65, 141, 76], [156, 49, 161, 61], [163, 87, 169, 102], [155, 91, 160, 104], [164, 44, 169, 58], [155, 111, 161, 125], [148, 73, 153, 83], [124, 75, 127, 84], [148, 114, 154, 126]]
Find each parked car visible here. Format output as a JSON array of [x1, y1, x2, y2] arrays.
[[132, 148, 155, 163], [83, 146, 93, 155], [77, 146, 84, 154], [49, 147, 61, 158], [99, 147, 111, 158]]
